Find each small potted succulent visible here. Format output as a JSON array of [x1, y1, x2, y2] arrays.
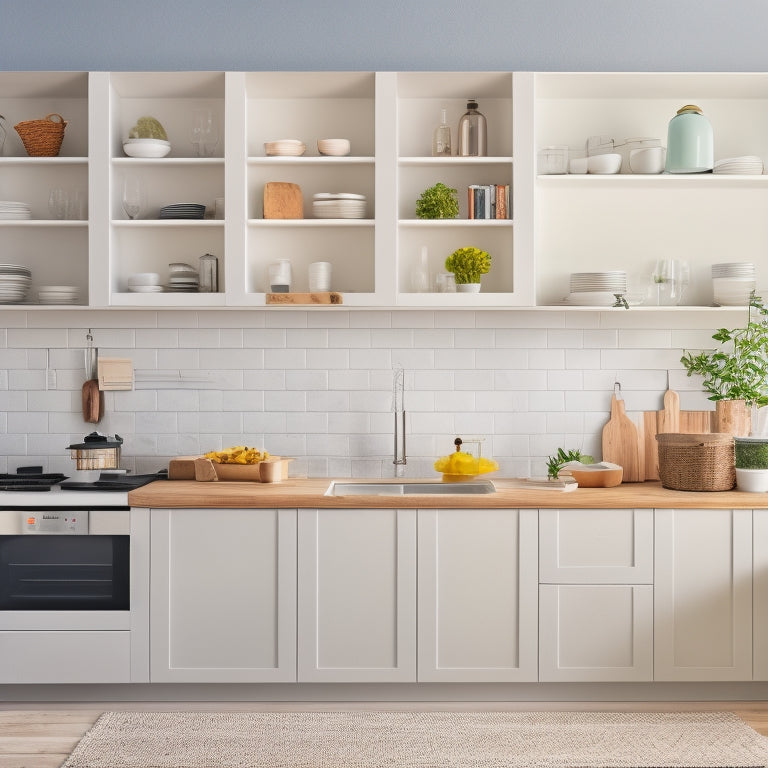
[[444, 246, 491, 292], [415, 182, 459, 219]]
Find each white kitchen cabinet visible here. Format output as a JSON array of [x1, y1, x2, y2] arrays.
[[0, 72, 90, 305], [751, 509, 768, 679], [539, 584, 653, 682], [654, 507, 753, 681], [534, 72, 768, 308], [539, 508, 653, 584], [149, 507, 297, 683], [538, 508, 653, 682], [417, 507, 538, 682], [297, 507, 417, 682]]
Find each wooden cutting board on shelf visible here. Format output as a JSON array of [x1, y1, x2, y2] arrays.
[[602, 393, 643, 482], [679, 409, 714, 433], [263, 182, 303, 219]]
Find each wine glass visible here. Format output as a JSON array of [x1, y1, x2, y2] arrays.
[[121, 176, 144, 220], [190, 108, 219, 157]]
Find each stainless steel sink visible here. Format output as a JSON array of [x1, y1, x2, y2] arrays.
[[325, 480, 496, 496]]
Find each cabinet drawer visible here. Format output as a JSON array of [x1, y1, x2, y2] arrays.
[[539, 508, 653, 584], [0, 630, 131, 683]]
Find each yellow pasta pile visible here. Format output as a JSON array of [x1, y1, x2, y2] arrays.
[[204, 446, 270, 465]]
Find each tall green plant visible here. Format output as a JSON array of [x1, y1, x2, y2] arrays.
[[680, 293, 768, 406]]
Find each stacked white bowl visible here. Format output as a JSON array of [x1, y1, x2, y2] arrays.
[[127, 272, 162, 293], [312, 192, 366, 219], [264, 139, 305, 157], [317, 138, 350, 156], [712, 262, 756, 306]]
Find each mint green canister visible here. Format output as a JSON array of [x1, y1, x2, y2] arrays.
[[665, 104, 713, 173]]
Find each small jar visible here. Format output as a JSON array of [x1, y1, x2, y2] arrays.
[[198, 253, 218, 293], [268, 259, 292, 292]]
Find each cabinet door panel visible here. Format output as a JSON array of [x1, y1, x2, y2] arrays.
[[539, 508, 653, 584], [150, 508, 296, 683], [539, 584, 653, 682], [418, 508, 538, 682], [654, 508, 752, 681], [753, 509, 768, 679], [297, 508, 416, 682]]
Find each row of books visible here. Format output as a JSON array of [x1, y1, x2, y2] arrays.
[[467, 184, 511, 220]]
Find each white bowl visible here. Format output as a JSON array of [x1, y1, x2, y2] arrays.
[[588, 153, 622, 174], [317, 138, 351, 156], [568, 156, 588, 174], [127, 272, 161, 286], [736, 467, 768, 492], [122, 139, 171, 158]]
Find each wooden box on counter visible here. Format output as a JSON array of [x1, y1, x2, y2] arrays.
[[168, 456, 293, 483]]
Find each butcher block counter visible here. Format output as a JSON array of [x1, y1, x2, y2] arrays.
[[127, 478, 768, 509]]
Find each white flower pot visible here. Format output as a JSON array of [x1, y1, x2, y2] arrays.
[[456, 283, 481, 293], [736, 467, 768, 492]]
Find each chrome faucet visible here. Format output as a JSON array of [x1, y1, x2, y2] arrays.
[[393, 367, 406, 476]]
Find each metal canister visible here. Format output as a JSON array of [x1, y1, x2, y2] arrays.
[[198, 253, 218, 293]]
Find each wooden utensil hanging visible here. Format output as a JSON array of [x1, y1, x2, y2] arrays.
[[82, 329, 102, 423]]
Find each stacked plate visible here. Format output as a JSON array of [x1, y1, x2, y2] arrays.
[[167, 262, 199, 292], [712, 262, 756, 305], [0, 264, 31, 303], [264, 139, 306, 157], [0, 201, 31, 220], [38, 285, 79, 304], [159, 203, 206, 220], [713, 156, 764, 175], [564, 271, 627, 305], [312, 192, 367, 219]]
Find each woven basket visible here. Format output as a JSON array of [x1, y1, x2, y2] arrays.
[[14, 113, 67, 157], [656, 432, 735, 491]]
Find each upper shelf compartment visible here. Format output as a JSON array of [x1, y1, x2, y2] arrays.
[[245, 72, 375, 159], [109, 72, 226, 160]]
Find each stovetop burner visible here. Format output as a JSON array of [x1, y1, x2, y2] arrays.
[[0, 466, 167, 492]]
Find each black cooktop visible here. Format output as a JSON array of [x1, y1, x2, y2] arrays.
[[0, 466, 167, 492]]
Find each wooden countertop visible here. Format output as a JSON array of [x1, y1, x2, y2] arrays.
[[127, 478, 768, 509]]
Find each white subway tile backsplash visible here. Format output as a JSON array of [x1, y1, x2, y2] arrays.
[[0, 309, 730, 479]]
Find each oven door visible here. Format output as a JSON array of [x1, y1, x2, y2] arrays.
[[0, 534, 129, 612]]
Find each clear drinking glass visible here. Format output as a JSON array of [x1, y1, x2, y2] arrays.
[[121, 176, 144, 220], [190, 108, 219, 157], [651, 258, 690, 306], [48, 187, 67, 219]]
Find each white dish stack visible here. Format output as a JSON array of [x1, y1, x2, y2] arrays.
[[0, 264, 32, 303], [712, 262, 756, 305], [713, 156, 764, 175], [312, 192, 367, 219], [264, 139, 306, 157], [38, 285, 79, 304], [127, 272, 162, 293], [166, 262, 199, 292], [0, 201, 31, 220], [565, 271, 627, 305]]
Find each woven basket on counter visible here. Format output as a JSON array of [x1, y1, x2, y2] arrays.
[[656, 432, 735, 491], [14, 113, 67, 156]]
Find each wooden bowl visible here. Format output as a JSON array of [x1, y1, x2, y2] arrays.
[[566, 467, 623, 488]]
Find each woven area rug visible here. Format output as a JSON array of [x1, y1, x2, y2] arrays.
[[61, 710, 768, 768]]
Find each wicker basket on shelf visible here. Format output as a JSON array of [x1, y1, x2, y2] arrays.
[[656, 432, 735, 491], [14, 113, 67, 156]]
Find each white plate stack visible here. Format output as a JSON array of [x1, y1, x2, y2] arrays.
[[0, 264, 32, 303], [127, 272, 163, 293], [167, 262, 199, 292], [264, 139, 306, 157], [312, 192, 367, 219], [712, 262, 756, 305], [0, 201, 31, 220], [713, 156, 764, 175], [565, 271, 627, 305], [38, 285, 79, 304]]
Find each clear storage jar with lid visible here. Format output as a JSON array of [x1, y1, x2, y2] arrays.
[[457, 99, 487, 157], [665, 105, 713, 173]]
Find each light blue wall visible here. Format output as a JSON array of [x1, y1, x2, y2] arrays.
[[2, 0, 767, 71]]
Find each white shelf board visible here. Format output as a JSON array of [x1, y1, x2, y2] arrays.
[[248, 219, 374, 227], [0, 157, 88, 165], [112, 157, 224, 166], [399, 219, 514, 227], [110, 292, 226, 307], [111, 220, 224, 228], [248, 156, 374, 165], [0, 220, 87, 227], [399, 156, 513, 166]]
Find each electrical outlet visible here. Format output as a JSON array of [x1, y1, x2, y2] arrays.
[[46, 368, 57, 390]]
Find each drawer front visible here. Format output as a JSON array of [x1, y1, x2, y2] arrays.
[[539, 508, 653, 584], [0, 630, 131, 683]]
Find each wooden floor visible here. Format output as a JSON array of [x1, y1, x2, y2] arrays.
[[1, 702, 767, 768]]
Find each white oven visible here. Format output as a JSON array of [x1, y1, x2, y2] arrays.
[[0, 495, 149, 684]]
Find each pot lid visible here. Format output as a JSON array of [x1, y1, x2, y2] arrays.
[[67, 431, 123, 450]]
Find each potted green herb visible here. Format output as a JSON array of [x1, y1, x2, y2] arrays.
[[680, 293, 768, 436], [444, 246, 491, 292], [415, 182, 459, 219], [734, 437, 768, 492], [546, 447, 594, 480]]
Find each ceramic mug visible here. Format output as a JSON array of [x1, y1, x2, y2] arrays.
[[629, 146, 666, 174]]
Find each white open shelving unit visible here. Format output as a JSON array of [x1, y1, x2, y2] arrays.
[[0, 70, 766, 310]]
